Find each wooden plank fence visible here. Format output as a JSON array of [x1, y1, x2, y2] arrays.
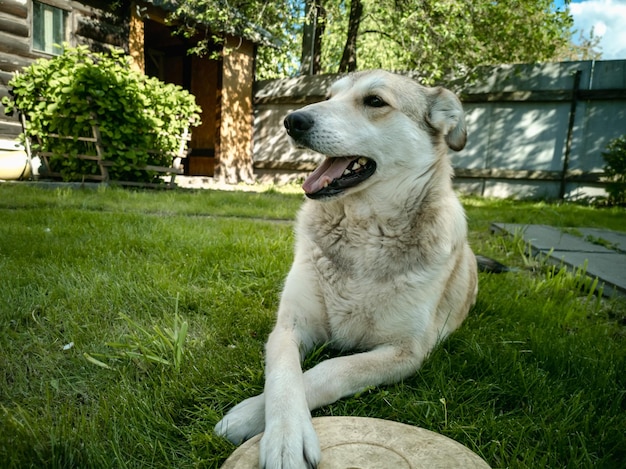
[[252, 60, 626, 200]]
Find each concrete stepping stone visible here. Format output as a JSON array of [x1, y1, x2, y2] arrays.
[[221, 416, 491, 468], [576, 228, 626, 254], [491, 223, 626, 297]]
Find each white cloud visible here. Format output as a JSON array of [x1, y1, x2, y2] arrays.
[[592, 21, 607, 37], [570, 0, 626, 60]]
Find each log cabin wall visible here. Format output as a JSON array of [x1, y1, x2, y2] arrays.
[[0, 0, 36, 138]]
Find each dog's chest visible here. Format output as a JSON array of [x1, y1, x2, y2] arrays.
[[306, 212, 425, 348], [314, 261, 421, 348], [309, 208, 419, 279]]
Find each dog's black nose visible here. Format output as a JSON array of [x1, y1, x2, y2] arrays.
[[284, 111, 314, 139]]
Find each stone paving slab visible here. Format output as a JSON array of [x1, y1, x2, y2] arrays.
[[577, 228, 626, 254], [491, 223, 626, 298]]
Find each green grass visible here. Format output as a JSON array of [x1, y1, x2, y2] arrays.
[[1, 184, 625, 468]]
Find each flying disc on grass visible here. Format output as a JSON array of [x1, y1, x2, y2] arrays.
[[221, 416, 491, 468]]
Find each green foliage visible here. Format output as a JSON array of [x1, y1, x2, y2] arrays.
[[166, 0, 302, 78], [555, 26, 603, 61], [2, 45, 201, 183], [86, 306, 189, 372], [321, 0, 574, 83], [168, 0, 575, 82], [602, 135, 626, 205]]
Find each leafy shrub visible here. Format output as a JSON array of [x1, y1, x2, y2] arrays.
[[602, 135, 626, 206], [2, 45, 201, 183]]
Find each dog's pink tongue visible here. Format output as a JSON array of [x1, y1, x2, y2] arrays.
[[302, 157, 352, 194]]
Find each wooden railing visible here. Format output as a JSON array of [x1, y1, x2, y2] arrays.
[[20, 113, 190, 188]]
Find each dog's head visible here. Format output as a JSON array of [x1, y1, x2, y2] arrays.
[[284, 70, 466, 199]]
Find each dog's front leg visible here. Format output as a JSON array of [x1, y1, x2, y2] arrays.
[[259, 324, 320, 469], [258, 260, 326, 469], [214, 392, 266, 444]]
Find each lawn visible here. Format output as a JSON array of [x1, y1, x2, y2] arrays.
[[1, 184, 624, 468]]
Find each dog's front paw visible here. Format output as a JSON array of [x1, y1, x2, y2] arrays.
[[214, 394, 265, 445], [259, 414, 320, 469]]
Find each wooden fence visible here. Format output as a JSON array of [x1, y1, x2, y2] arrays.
[[21, 114, 189, 188], [252, 60, 626, 200]]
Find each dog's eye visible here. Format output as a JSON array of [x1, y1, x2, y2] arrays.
[[364, 95, 387, 108]]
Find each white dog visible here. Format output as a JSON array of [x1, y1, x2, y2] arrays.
[[215, 70, 478, 468]]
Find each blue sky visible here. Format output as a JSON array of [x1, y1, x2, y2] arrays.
[[555, 0, 626, 59]]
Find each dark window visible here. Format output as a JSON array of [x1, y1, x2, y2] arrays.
[[33, 1, 68, 55]]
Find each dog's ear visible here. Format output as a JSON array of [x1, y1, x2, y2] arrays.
[[427, 87, 466, 151]]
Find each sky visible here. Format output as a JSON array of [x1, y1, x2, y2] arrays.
[[555, 0, 626, 60]]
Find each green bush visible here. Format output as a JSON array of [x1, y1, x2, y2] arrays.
[[602, 135, 626, 206], [2, 45, 201, 183]]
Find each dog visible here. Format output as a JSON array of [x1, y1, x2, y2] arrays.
[[215, 70, 478, 468]]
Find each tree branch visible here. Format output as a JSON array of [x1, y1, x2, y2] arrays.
[[360, 29, 405, 48]]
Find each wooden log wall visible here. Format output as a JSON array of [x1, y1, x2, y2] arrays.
[[0, 0, 31, 137]]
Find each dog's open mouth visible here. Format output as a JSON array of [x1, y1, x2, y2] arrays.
[[302, 156, 376, 199]]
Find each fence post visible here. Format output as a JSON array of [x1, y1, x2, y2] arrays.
[[19, 113, 36, 179], [91, 119, 109, 182], [560, 70, 582, 200]]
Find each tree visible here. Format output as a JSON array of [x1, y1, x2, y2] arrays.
[[555, 27, 603, 61], [163, 0, 299, 79], [300, 0, 326, 75], [163, 0, 579, 83], [321, 0, 576, 84], [338, 0, 363, 73], [164, 1, 578, 83]]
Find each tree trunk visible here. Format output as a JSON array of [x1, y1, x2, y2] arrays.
[[338, 0, 363, 73], [300, 0, 326, 75]]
